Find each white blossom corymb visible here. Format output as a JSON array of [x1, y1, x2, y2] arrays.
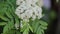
[[15, 0, 43, 22], [15, 0, 43, 29]]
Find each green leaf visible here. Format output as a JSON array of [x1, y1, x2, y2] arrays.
[[15, 16, 19, 29], [28, 24, 33, 32], [0, 15, 9, 21], [36, 26, 42, 34], [31, 20, 48, 34], [31, 19, 40, 32], [16, 31, 21, 34], [4, 8, 13, 19], [0, 22, 7, 26], [39, 20, 48, 26], [36, 26, 44, 34], [3, 20, 14, 34], [34, 22, 39, 33], [40, 25, 47, 29], [23, 28, 29, 34], [3, 29, 15, 34], [3, 24, 9, 34], [0, 10, 5, 15], [20, 22, 30, 34], [7, 0, 15, 9], [20, 22, 27, 32], [4, 29, 15, 34], [8, 20, 14, 29]]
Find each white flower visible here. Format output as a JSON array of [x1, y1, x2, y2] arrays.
[[32, 0, 39, 4], [38, 14, 42, 19], [16, 0, 24, 5], [37, 0, 43, 7], [25, 0, 33, 5], [23, 19, 29, 22], [25, 9, 33, 18], [20, 13, 26, 19], [15, 23, 19, 29], [16, 0, 43, 22], [20, 21, 23, 28], [32, 15, 36, 20], [16, 6, 22, 13], [15, 0, 43, 30]]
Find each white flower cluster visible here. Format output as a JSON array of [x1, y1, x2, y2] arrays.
[[15, 0, 43, 22]]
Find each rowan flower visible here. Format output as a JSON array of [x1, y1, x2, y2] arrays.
[[15, 0, 43, 29]]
